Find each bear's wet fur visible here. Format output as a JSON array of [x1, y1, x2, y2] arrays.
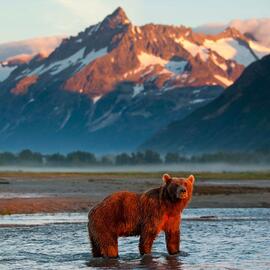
[[88, 174, 195, 258]]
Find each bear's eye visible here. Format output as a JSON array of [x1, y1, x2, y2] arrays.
[[171, 183, 179, 190]]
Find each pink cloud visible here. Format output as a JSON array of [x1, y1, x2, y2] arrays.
[[0, 36, 64, 62], [194, 18, 270, 48], [230, 18, 270, 47]]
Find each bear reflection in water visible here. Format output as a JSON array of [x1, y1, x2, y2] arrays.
[[87, 253, 186, 269], [88, 174, 195, 258]]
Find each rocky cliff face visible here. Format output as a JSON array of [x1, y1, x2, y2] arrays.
[[0, 7, 269, 153]]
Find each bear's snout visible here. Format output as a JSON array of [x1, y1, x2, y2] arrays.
[[176, 186, 187, 199]]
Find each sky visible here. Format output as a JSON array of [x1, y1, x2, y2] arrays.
[[0, 0, 269, 43]]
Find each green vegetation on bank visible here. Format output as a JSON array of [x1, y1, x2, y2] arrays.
[[0, 149, 270, 167]]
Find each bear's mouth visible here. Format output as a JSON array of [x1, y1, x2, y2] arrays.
[[176, 191, 188, 199]]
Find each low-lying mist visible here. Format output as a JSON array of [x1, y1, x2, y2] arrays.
[[0, 162, 269, 173]]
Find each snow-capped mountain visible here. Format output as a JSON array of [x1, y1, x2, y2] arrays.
[[0, 7, 269, 153], [6, 8, 270, 95], [141, 55, 270, 153]]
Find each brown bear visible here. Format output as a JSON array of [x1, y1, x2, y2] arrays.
[[88, 173, 195, 258]]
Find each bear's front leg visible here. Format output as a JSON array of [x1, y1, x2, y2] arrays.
[[139, 230, 157, 256], [164, 216, 180, 255], [165, 230, 180, 255]]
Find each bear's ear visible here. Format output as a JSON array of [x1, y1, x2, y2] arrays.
[[162, 173, 172, 184], [186, 175, 195, 185]]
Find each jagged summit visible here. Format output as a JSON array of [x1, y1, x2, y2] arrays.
[[111, 7, 129, 21], [222, 26, 244, 38], [100, 7, 131, 30]]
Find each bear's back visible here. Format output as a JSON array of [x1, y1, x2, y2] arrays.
[[89, 191, 141, 236]]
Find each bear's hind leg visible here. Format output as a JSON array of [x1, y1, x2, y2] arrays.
[[90, 236, 102, 257], [101, 235, 118, 258]]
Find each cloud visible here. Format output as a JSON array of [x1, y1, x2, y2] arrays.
[[230, 18, 270, 47], [194, 18, 270, 48], [0, 36, 64, 62]]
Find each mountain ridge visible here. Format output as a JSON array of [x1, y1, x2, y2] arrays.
[[4, 7, 269, 96], [141, 55, 270, 153]]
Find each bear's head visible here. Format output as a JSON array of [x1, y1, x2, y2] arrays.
[[162, 173, 195, 205]]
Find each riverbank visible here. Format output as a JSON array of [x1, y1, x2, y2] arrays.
[[1, 171, 270, 214]]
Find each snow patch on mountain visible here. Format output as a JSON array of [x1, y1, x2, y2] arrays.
[[190, 98, 206, 104], [138, 52, 187, 75], [49, 48, 86, 75], [132, 84, 144, 97], [175, 37, 209, 61], [93, 95, 102, 103], [19, 47, 108, 79], [0, 64, 16, 82], [138, 52, 167, 67], [88, 23, 101, 36], [90, 112, 121, 132], [79, 47, 108, 68], [59, 110, 72, 129], [25, 48, 85, 76], [211, 54, 227, 71], [165, 60, 187, 73], [204, 38, 256, 66]]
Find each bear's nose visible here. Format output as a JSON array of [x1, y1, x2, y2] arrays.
[[177, 186, 186, 193]]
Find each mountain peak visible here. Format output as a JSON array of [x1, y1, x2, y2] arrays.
[[222, 26, 243, 38], [100, 7, 131, 29], [112, 6, 128, 18]]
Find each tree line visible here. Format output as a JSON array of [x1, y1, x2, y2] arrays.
[[0, 149, 270, 166]]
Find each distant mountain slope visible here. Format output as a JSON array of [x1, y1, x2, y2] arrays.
[[0, 7, 269, 153], [142, 55, 270, 153]]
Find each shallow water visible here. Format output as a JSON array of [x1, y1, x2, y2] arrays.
[[1, 209, 270, 270]]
